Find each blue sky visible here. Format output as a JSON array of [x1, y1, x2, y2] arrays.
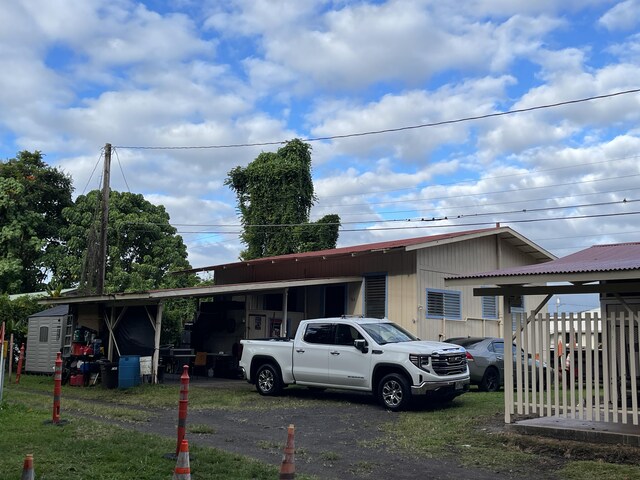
[[1, 1, 640, 313]]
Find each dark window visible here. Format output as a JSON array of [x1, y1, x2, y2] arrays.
[[492, 341, 504, 354], [39, 326, 49, 343], [426, 289, 462, 320], [263, 294, 283, 311], [334, 324, 363, 346], [303, 323, 334, 345], [263, 290, 303, 312], [324, 285, 346, 317], [365, 275, 386, 318]]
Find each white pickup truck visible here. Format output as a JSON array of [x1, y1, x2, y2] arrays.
[[239, 316, 470, 411]]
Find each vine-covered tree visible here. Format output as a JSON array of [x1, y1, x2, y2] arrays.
[[0, 151, 73, 294], [52, 190, 196, 293], [225, 139, 340, 260]]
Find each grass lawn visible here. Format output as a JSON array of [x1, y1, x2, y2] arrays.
[[1, 376, 314, 480], [385, 389, 640, 480]]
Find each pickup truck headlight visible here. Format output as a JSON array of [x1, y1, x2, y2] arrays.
[[409, 354, 431, 372]]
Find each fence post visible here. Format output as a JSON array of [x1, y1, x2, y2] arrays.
[[15, 343, 25, 384]]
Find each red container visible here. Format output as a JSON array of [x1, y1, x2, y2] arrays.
[[70, 374, 84, 386], [72, 343, 84, 356]]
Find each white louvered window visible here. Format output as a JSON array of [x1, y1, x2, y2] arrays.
[[365, 274, 387, 319], [482, 295, 498, 319], [426, 289, 462, 320]]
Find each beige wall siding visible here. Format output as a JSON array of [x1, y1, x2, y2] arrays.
[[416, 236, 547, 340]]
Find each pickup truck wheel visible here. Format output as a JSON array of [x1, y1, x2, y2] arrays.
[[256, 364, 282, 396], [378, 373, 411, 411]]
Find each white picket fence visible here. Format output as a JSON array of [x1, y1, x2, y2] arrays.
[[504, 312, 639, 425]]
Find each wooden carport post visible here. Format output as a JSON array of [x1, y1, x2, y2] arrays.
[[152, 302, 163, 384], [282, 288, 289, 338]]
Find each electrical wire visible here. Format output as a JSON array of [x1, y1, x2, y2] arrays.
[[152, 198, 636, 228], [167, 209, 640, 235], [317, 152, 640, 200], [81, 150, 104, 196], [112, 147, 131, 193], [319, 185, 640, 218], [314, 171, 640, 209], [112, 88, 640, 150]]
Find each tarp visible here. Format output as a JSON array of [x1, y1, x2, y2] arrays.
[[113, 306, 155, 357]]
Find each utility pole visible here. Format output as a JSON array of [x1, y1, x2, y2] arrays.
[[96, 143, 111, 295]]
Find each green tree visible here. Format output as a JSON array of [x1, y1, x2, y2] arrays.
[[52, 190, 197, 293], [0, 293, 44, 347], [0, 151, 73, 294], [225, 139, 340, 260]]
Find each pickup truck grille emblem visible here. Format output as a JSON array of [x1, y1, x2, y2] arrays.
[[431, 353, 467, 376]]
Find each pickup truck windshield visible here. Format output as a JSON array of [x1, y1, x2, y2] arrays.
[[360, 322, 417, 345]]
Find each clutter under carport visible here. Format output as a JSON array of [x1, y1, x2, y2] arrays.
[[63, 326, 155, 389]]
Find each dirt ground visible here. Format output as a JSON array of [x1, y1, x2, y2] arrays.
[[91, 377, 567, 480]]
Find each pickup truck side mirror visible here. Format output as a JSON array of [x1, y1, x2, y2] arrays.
[[354, 339, 368, 353]]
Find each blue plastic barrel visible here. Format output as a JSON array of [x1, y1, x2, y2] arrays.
[[118, 355, 141, 388]]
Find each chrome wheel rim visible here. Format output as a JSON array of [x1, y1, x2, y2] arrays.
[[382, 380, 402, 407], [258, 369, 274, 392]]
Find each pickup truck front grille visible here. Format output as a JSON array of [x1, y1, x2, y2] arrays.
[[431, 353, 467, 376]]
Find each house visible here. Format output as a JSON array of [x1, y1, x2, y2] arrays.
[[41, 226, 553, 381], [445, 242, 640, 441], [201, 225, 554, 341]]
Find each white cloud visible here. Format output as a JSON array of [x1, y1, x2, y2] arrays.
[[2, 0, 640, 271], [599, 0, 640, 31]]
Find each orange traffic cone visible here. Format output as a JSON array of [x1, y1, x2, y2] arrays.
[[279, 424, 295, 479], [173, 439, 191, 480], [21, 454, 35, 480]]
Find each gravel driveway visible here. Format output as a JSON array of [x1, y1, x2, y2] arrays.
[[101, 377, 556, 480]]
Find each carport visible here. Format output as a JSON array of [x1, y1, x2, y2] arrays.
[[41, 276, 361, 383], [446, 243, 640, 443]]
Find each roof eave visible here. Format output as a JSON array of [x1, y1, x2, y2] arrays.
[[446, 269, 640, 287]]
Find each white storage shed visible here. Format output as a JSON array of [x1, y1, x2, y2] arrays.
[[26, 305, 69, 373]]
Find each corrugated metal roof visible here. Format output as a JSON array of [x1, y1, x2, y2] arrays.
[[451, 242, 640, 280], [186, 226, 552, 273], [29, 304, 69, 318]]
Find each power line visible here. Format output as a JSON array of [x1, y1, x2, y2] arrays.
[[112, 147, 131, 193], [315, 172, 640, 209], [112, 88, 640, 150], [317, 152, 640, 200], [169, 209, 640, 235], [154, 197, 636, 229], [320, 185, 640, 218], [81, 150, 104, 196]]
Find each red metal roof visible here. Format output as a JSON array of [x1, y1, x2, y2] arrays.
[[205, 227, 502, 271], [451, 242, 640, 280]]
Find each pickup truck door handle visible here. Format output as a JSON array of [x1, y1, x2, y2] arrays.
[[330, 351, 340, 355], [295, 348, 305, 353], [496, 356, 503, 361]]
